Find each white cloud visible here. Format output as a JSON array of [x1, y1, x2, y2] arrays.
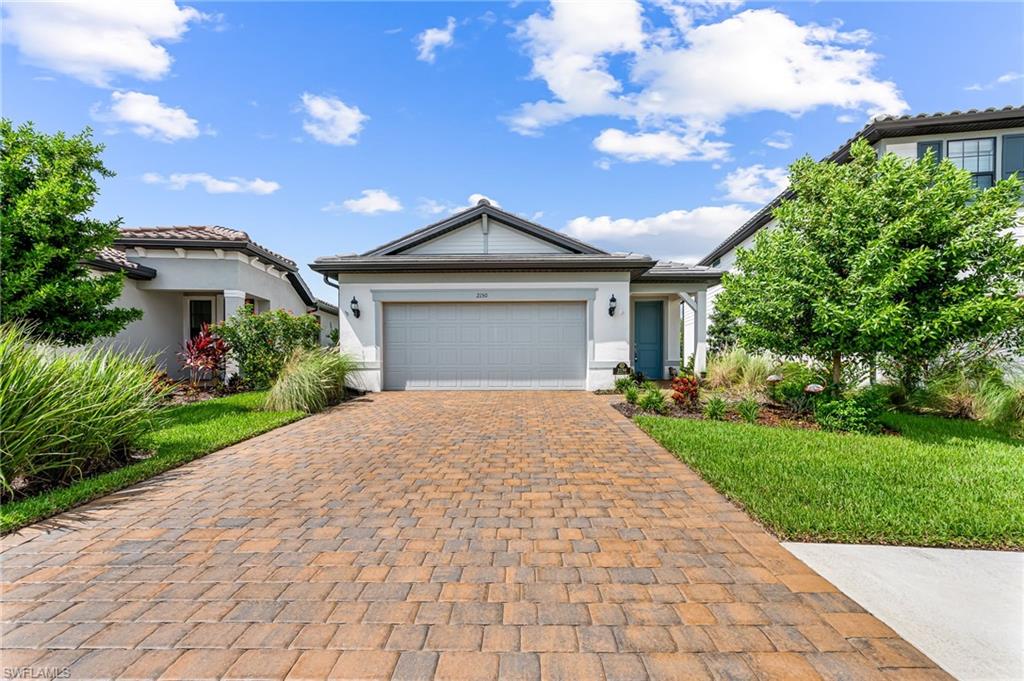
[[966, 71, 1023, 91], [566, 204, 754, 240], [593, 128, 730, 164], [762, 130, 793, 150], [720, 164, 788, 204], [299, 92, 368, 146], [143, 172, 280, 195], [416, 17, 456, 63], [325, 189, 403, 215], [508, 3, 907, 162], [836, 113, 858, 124], [2, 0, 207, 87], [92, 91, 199, 142], [416, 193, 501, 216]]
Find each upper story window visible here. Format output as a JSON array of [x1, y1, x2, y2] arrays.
[[946, 138, 996, 188]]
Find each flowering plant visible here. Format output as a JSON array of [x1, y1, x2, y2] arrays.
[[179, 323, 229, 389]]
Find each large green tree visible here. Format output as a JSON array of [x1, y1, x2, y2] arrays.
[[1, 120, 140, 345], [716, 138, 1024, 389]]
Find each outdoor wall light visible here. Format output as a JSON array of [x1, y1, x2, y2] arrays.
[[350, 297, 361, 318], [608, 294, 617, 317]]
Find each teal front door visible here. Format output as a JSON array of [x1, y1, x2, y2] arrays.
[[634, 300, 663, 379]]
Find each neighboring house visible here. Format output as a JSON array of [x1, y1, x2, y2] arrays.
[[688, 105, 1024, 361], [311, 200, 721, 391], [92, 226, 338, 378]]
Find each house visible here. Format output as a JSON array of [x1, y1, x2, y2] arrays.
[[311, 200, 722, 391], [687, 105, 1024, 361], [92, 226, 338, 378]]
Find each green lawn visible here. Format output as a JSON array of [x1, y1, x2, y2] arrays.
[[636, 412, 1024, 549], [1, 391, 303, 534]]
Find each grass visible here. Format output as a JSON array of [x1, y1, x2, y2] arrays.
[[636, 411, 1024, 549], [1, 391, 303, 534]]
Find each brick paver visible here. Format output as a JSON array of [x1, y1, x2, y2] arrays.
[[1, 392, 949, 680]]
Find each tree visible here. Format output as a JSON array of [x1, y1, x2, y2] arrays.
[[1, 119, 140, 345], [715, 138, 1024, 389], [706, 304, 740, 355]]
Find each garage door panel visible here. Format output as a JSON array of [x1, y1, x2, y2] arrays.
[[384, 302, 586, 390]]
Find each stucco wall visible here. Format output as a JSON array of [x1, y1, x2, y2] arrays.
[[333, 271, 632, 391], [96, 278, 183, 375]]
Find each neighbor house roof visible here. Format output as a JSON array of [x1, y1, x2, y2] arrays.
[[637, 261, 723, 284], [91, 247, 157, 279], [116, 225, 298, 271], [362, 200, 608, 256], [698, 105, 1024, 266]]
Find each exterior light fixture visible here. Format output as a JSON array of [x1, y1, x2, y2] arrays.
[[608, 294, 617, 317], [350, 297, 361, 318]]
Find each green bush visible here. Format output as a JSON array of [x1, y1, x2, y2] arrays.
[[703, 396, 727, 420], [216, 305, 320, 389], [706, 348, 773, 393], [637, 389, 668, 414], [814, 397, 879, 434], [768, 362, 823, 413], [0, 323, 168, 498], [264, 348, 356, 414], [614, 376, 635, 393], [624, 384, 640, 405], [641, 380, 660, 393], [736, 397, 760, 423]]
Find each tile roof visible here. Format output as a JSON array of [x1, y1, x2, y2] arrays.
[[116, 226, 297, 270], [91, 247, 157, 279]]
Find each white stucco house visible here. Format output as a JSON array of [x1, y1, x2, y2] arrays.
[[686, 105, 1024, 355], [92, 226, 338, 378], [311, 200, 722, 391]]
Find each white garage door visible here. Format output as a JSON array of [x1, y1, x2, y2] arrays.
[[383, 302, 586, 390]]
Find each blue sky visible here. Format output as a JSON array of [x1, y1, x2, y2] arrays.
[[4, 1, 1023, 300]]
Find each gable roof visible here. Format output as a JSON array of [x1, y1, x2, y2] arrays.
[[116, 225, 298, 271], [362, 200, 608, 256], [698, 105, 1024, 266]]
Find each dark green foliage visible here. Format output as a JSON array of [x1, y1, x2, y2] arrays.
[[623, 384, 640, 405], [1, 120, 140, 344], [767, 362, 822, 413], [614, 376, 635, 393], [215, 305, 321, 389], [637, 389, 668, 414], [814, 398, 878, 434], [707, 305, 740, 355], [736, 397, 760, 423], [703, 396, 727, 420]]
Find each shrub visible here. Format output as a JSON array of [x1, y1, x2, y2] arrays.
[[670, 374, 700, 409], [178, 323, 229, 389], [703, 396, 727, 420], [264, 348, 356, 414], [706, 348, 773, 393], [641, 380, 660, 393], [216, 305, 320, 390], [614, 376, 635, 393], [624, 384, 640, 405], [637, 389, 668, 414], [814, 398, 879, 434], [0, 323, 168, 497], [978, 375, 1024, 427], [741, 353, 772, 393], [768, 362, 823, 413], [737, 397, 760, 424]]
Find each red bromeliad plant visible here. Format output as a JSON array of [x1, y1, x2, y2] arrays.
[[179, 323, 229, 389], [670, 374, 700, 409]]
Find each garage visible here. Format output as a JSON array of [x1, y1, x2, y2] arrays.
[[383, 301, 586, 390]]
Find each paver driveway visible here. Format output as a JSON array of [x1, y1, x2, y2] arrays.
[[2, 392, 948, 681]]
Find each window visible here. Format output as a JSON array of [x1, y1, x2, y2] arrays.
[[946, 138, 995, 188], [917, 140, 943, 161], [1002, 134, 1024, 181], [188, 299, 213, 339]]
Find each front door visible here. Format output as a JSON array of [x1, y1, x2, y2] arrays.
[[634, 300, 663, 379]]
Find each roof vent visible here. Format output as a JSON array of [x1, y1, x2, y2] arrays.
[[476, 198, 491, 207]]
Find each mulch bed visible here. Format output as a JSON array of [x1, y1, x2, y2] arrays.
[[613, 399, 820, 429]]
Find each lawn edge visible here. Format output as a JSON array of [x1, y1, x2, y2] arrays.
[[631, 411, 1023, 552], [0, 411, 307, 536]]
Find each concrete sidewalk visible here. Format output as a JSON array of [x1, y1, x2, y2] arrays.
[[784, 542, 1023, 681]]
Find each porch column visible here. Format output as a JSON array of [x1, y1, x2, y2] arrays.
[[679, 293, 697, 370], [223, 290, 246, 378], [695, 289, 708, 374]]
